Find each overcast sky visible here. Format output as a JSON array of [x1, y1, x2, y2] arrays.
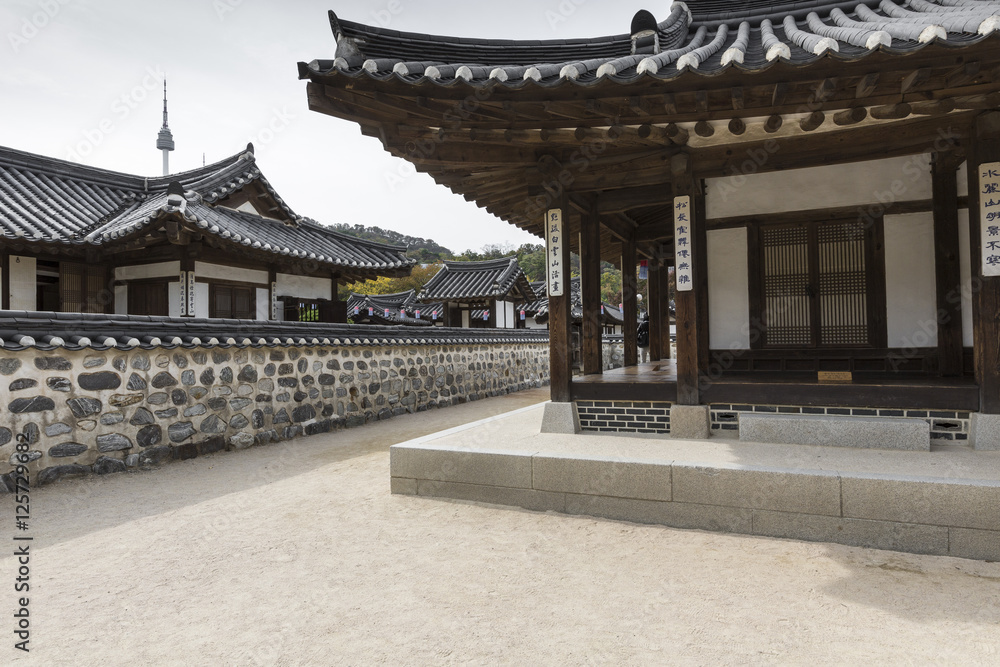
[[1, 0, 659, 253]]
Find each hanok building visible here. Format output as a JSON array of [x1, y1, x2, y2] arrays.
[[0, 144, 413, 321], [417, 258, 536, 328], [346, 289, 441, 326], [300, 0, 1000, 449], [523, 278, 626, 335]]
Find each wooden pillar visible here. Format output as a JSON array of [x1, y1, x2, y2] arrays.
[[622, 228, 638, 366], [547, 202, 573, 403], [268, 267, 278, 320], [1, 251, 9, 310], [673, 173, 708, 405], [932, 152, 964, 376], [648, 259, 663, 361], [488, 299, 497, 328], [180, 256, 195, 318], [580, 206, 603, 374], [969, 112, 1000, 413], [660, 260, 673, 360]]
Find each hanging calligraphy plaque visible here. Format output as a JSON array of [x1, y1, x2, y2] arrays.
[[673, 196, 693, 292], [546, 209, 565, 297], [980, 162, 1000, 277]]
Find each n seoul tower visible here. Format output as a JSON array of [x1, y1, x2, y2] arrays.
[[155, 80, 175, 176]]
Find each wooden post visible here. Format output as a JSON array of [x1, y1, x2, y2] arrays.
[[622, 227, 638, 366], [580, 206, 603, 374], [648, 259, 662, 361], [673, 176, 708, 405], [969, 112, 1000, 413], [660, 258, 673, 360], [268, 267, 278, 320], [547, 202, 573, 403], [1, 251, 8, 310], [180, 256, 195, 318], [932, 152, 964, 376]]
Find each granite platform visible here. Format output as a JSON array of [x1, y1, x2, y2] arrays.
[[390, 403, 1000, 561]]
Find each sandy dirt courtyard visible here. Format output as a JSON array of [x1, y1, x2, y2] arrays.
[[3, 387, 999, 665]]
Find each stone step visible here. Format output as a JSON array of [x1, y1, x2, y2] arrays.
[[739, 413, 930, 451]]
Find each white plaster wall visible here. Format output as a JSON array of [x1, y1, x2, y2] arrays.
[[256, 288, 270, 321], [884, 213, 938, 348], [275, 273, 331, 300], [498, 301, 515, 328], [168, 281, 182, 318], [194, 282, 209, 318], [707, 227, 750, 349], [959, 209, 974, 347], [9, 255, 36, 310], [195, 261, 268, 285], [958, 161, 968, 198], [461, 311, 470, 328], [114, 285, 128, 315], [707, 155, 933, 219], [114, 261, 180, 281]]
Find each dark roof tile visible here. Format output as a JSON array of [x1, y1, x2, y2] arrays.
[[302, 1, 1000, 87]]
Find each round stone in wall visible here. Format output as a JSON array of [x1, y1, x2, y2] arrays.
[[0, 358, 22, 375], [9, 378, 38, 391], [200, 415, 226, 434], [93, 456, 127, 475], [47, 377, 71, 392], [78, 372, 122, 391], [10, 397, 56, 414], [35, 356, 72, 371], [96, 434, 133, 452], [129, 408, 155, 426], [151, 372, 178, 389], [137, 425, 162, 448], [49, 442, 88, 458], [168, 422, 196, 443], [229, 414, 250, 430]]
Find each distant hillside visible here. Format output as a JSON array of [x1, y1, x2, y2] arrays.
[[328, 223, 453, 262]]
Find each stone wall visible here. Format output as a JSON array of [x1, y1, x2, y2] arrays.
[[0, 342, 549, 490]]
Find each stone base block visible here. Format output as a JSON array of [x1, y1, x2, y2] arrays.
[[670, 405, 710, 439], [540, 401, 580, 434], [740, 413, 930, 451], [971, 413, 1000, 451]]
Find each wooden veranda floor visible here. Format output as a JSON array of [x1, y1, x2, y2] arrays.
[[571, 361, 980, 411]]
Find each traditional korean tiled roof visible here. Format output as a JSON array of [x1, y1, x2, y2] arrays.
[[0, 144, 414, 279], [345, 290, 440, 326], [301, 1, 1000, 87], [519, 278, 625, 326], [418, 258, 536, 302], [0, 310, 548, 351]]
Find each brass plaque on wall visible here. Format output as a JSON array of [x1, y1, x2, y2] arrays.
[[818, 371, 853, 384]]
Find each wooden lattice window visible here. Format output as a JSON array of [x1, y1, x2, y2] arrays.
[[756, 220, 883, 348], [210, 283, 255, 319], [60, 262, 109, 314]]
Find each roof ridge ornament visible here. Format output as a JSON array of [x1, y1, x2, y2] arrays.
[[630, 10, 660, 55]]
